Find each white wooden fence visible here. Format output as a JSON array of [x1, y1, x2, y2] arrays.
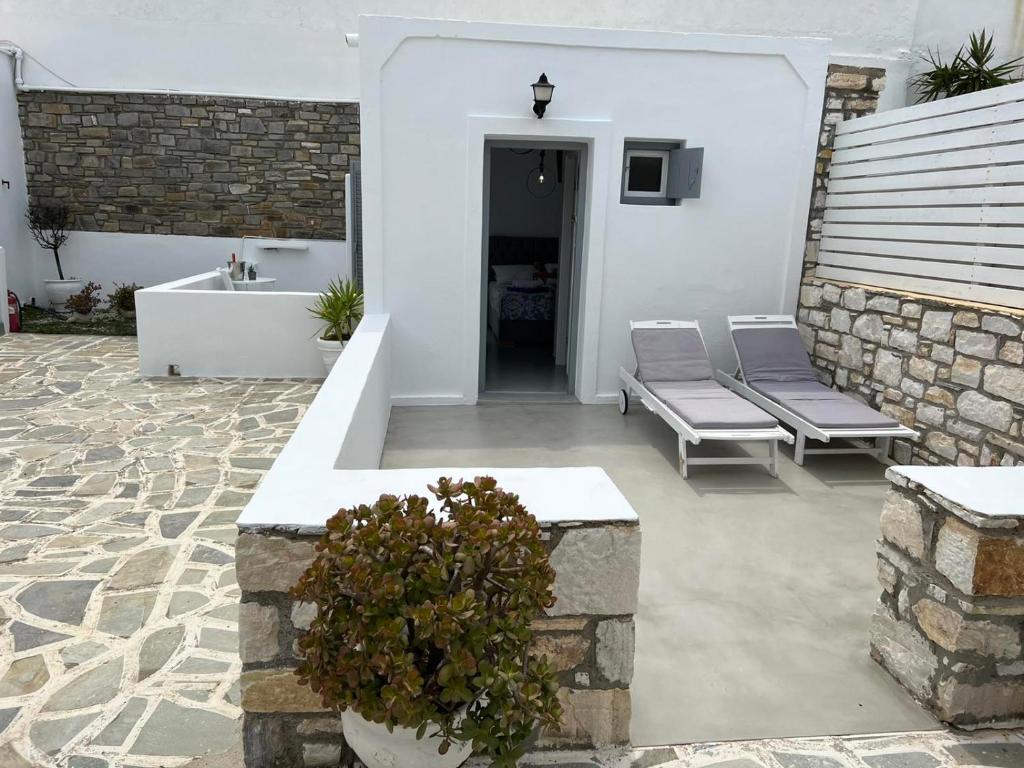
[[819, 82, 1024, 309]]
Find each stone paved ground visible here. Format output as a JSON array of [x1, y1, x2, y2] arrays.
[[0, 334, 318, 767], [509, 729, 1024, 767], [2, 335, 1023, 768]]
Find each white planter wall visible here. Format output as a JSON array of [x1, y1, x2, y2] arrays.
[[0, 68, 33, 300], [21, 232, 348, 308], [135, 272, 325, 378]]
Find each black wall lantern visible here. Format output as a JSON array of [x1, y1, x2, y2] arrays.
[[531, 73, 554, 118]]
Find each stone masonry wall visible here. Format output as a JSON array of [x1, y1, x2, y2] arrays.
[[798, 277, 1024, 467], [18, 91, 359, 240], [804, 64, 886, 274], [235, 520, 640, 767], [871, 468, 1024, 728]]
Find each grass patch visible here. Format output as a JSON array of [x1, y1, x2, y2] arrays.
[[19, 305, 137, 336]]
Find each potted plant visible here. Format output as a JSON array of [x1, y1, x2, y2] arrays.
[[64, 281, 102, 322], [26, 201, 81, 309], [308, 277, 364, 371], [293, 476, 562, 768], [910, 29, 1023, 102], [107, 282, 143, 319]]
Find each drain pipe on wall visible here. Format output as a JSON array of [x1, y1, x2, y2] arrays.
[[0, 44, 25, 89]]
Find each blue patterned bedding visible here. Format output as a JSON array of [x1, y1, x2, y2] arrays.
[[501, 288, 554, 321]]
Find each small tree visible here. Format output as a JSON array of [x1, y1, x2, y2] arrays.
[[26, 202, 72, 280]]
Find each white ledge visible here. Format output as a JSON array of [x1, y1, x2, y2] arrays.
[[237, 313, 639, 531], [889, 466, 1024, 520], [238, 466, 639, 529]]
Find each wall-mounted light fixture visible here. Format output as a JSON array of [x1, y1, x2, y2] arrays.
[[531, 73, 554, 118]]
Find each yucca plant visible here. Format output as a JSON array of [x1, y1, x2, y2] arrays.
[[911, 30, 1023, 102], [292, 477, 562, 768], [309, 277, 363, 342]]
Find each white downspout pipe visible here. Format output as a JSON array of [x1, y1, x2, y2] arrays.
[[0, 44, 24, 89]]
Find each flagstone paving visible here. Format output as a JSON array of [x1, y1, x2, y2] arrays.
[[0, 334, 318, 767], [505, 730, 1024, 768], [3, 334, 1024, 768]]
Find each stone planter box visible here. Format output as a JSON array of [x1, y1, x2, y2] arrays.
[[237, 506, 640, 766], [870, 466, 1024, 728]]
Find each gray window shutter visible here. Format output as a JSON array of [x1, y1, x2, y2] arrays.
[[667, 147, 704, 200], [350, 159, 363, 291]]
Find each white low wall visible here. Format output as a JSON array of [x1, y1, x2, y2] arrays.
[[238, 311, 639, 528], [0, 247, 8, 333], [135, 271, 324, 378], [18, 232, 348, 308]]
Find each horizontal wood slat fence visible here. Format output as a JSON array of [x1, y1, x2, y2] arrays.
[[819, 82, 1024, 309]]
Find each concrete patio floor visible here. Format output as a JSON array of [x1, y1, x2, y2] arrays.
[[0, 334, 317, 767], [4, 333, 1011, 768], [382, 402, 940, 747]]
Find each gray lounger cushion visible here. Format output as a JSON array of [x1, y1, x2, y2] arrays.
[[751, 381, 898, 430], [647, 381, 778, 430], [731, 327, 817, 383], [632, 327, 714, 382]]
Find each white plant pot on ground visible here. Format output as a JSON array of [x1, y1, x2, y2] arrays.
[[44, 279, 84, 311], [340, 710, 472, 768], [316, 337, 346, 372]]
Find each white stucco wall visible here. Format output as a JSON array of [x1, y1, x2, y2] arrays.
[[360, 18, 828, 404], [0, 57, 33, 300], [22, 232, 347, 305], [3, 2, 1020, 320], [4, 1, 1022, 108]]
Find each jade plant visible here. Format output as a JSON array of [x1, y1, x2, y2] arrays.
[[108, 282, 143, 315], [293, 476, 562, 767], [64, 281, 102, 316]]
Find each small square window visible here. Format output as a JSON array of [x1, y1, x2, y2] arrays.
[[623, 149, 669, 198]]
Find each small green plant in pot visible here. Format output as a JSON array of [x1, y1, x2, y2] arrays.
[[293, 477, 562, 768], [108, 282, 143, 318], [64, 281, 102, 321], [910, 29, 1023, 102], [308, 277, 364, 372]]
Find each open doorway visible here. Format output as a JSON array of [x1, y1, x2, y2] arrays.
[[480, 142, 584, 399]]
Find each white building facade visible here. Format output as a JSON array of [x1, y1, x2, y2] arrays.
[[1, 0, 1020, 369]]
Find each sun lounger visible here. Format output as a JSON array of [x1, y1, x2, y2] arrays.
[[719, 315, 916, 465], [618, 320, 793, 478]]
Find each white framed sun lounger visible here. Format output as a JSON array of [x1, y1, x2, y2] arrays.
[[719, 315, 916, 465], [618, 320, 793, 478]]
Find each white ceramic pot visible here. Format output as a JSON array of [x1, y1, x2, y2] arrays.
[[44, 279, 84, 310], [340, 710, 472, 768], [316, 337, 346, 372]]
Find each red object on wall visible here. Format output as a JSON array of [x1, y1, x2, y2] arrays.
[[7, 291, 21, 332]]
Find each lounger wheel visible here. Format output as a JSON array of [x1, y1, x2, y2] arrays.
[[618, 389, 629, 415]]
